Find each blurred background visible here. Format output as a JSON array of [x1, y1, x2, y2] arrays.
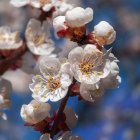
[[0, 0, 140, 140]]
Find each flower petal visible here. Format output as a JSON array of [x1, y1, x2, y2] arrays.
[[39, 57, 61, 77], [68, 47, 83, 64]]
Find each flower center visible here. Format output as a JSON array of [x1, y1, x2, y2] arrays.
[[33, 34, 46, 46], [46, 77, 61, 91], [79, 62, 92, 75], [79, 51, 104, 76], [33, 104, 40, 111], [27, 27, 46, 46]]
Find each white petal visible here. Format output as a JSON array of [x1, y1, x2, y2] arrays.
[[80, 83, 104, 102], [68, 47, 83, 64], [53, 16, 67, 32], [50, 87, 68, 102], [10, 0, 28, 7], [27, 41, 55, 55], [58, 131, 72, 140], [30, 0, 41, 8], [58, 131, 82, 140], [110, 61, 119, 76], [39, 57, 61, 77], [43, 4, 53, 12], [40, 134, 52, 140], [102, 75, 121, 89], [60, 73, 72, 88]]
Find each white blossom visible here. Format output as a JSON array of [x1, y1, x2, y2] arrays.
[[40, 134, 52, 140], [65, 7, 93, 28], [64, 106, 78, 128], [29, 57, 73, 102], [68, 44, 110, 85], [25, 19, 55, 55], [20, 100, 51, 124], [79, 48, 121, 102], [93, 21, 116, 46], [58, 131, 82, 140], [0, 26, 23, 50]]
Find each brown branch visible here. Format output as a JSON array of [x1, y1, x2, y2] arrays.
[[0, 44, 28, 75]]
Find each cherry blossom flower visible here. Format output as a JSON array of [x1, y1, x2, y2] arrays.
[[0, 26, 23, 50], [93, 21, 116, 46], [58, 131, 82, 140], [29, 57, 73, 102], [79, 48, 121, 102], [20, 100, 51, 124], [68, 44, 110, 85], [25, 19, 55, 55]]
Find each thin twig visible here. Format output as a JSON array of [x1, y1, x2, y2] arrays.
[[50, 81, 75, 139], [50, 91, 70, 138]]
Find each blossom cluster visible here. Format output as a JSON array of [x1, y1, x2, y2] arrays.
[[0, 0, 121, 139]]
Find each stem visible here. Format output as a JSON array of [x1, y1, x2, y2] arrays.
[[50, 92, 70, 138], [50, 82, 75, 139]]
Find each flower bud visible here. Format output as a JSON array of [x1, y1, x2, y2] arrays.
[[20, 100, 51, 124], [93, 21, 116, 46], [65, 7, 93, 28]]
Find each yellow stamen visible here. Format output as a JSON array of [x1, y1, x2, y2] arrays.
[[46, 77, 61, 91]]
